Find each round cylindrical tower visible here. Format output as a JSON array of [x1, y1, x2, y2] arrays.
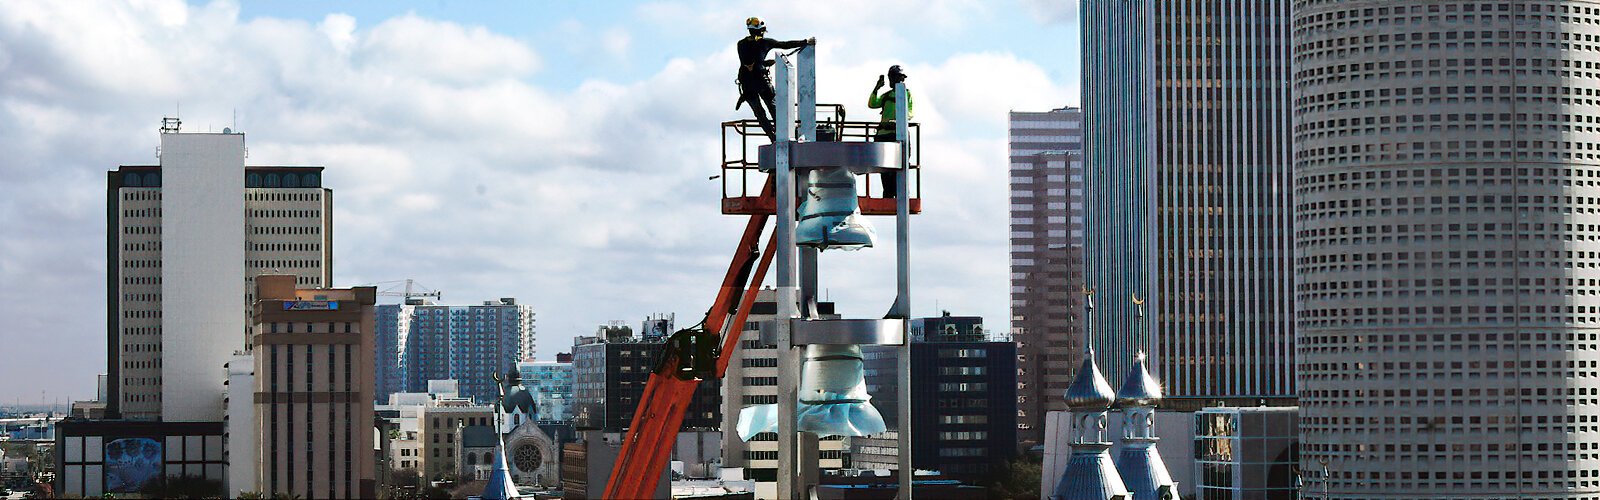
[[1293, 1, 1600, 496]]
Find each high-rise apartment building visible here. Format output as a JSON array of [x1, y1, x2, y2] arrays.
[[1294, 1, 1600, 496], [250, 275, 376, 499], [107, 127, 332, 420], [718, 290, 843, 498], [1009, 108, 1087, 445], [1081, 0, 1295, 401], [374, 304, 412, 402], [373, 299, 536, 404]]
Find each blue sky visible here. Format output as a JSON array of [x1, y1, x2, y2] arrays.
[[0, 0, 1078, 404]]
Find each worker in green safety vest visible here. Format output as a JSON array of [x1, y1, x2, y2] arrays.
[[868, 65, 912, 197]]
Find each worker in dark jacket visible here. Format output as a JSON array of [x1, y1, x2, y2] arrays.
[[868, 65, 913, 197], [737, 17, 815, 140]]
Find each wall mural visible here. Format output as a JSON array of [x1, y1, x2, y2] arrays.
[[104, 437, 163, 493]]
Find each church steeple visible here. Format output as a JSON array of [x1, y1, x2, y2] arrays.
[[480, 370, 523, 500], [1051, 288, 1130, 500], [1113, 296, 1179, 500]]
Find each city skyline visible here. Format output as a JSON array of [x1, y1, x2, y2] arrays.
[[15, 1, 1600, 499], [0, 0, 1077, 403]]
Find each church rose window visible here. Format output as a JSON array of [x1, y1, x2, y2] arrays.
[[514, 443, 541, 472]]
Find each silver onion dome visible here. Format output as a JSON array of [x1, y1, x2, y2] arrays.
[[1115, 352, 1163, 408], [1065, 349, 1116, 410]]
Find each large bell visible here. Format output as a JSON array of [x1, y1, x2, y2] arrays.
[[736, 344, 887, 440], [795, 167, 876, 250]]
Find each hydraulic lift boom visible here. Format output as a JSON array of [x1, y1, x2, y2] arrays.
[[602, 179, 777, 499]]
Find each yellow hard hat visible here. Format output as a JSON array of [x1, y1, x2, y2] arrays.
[[746, 17, 765, 30]]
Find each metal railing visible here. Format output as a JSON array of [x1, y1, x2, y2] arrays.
[[720, 111, 922, 214]]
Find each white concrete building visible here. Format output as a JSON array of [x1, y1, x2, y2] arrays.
[[108, 126, 332, 421], [1041, 410, 1194, 500], [224, 353, 256, 497], [159, 132, 246, 422], [375, 380, 471, 478]]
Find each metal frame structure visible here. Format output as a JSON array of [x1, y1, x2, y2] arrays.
[[604, 45, 918, 500], [766, 46, 916, 500]]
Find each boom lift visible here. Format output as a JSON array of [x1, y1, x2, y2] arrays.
[[605, 46, 920, 499]]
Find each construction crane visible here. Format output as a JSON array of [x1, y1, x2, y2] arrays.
[[605, 45, 920, 499], [365, 279, 443, 303]]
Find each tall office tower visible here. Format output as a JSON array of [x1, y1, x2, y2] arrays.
[[378, 299, 536, 404], [854, 314, 1017, 481], [718, 290, 844, 498], [1008, 107, 1086, 446], [250, 275, 376, 499], [1081, 0, 1295, 401], [569, 324, 721, 432], [108, 126, 332, 421], [1294, 2, 1600, 496]]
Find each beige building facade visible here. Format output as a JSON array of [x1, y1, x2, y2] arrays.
[[418, 404, 494, 480], [251, 275, 375, 498]]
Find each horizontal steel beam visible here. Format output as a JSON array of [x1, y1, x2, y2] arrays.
[[758, 142, 905, 173], [760, 318, 906, 346]]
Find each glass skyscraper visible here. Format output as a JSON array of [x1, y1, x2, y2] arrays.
[[1081, 0, 1296, 400], [517, 358, 573, 422]]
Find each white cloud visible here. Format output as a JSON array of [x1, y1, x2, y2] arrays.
[[0, 0, 1072, 402], [355, 14, 540, 83], [319, 13, 358, 52], [1021, 0, 1078, 25]]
